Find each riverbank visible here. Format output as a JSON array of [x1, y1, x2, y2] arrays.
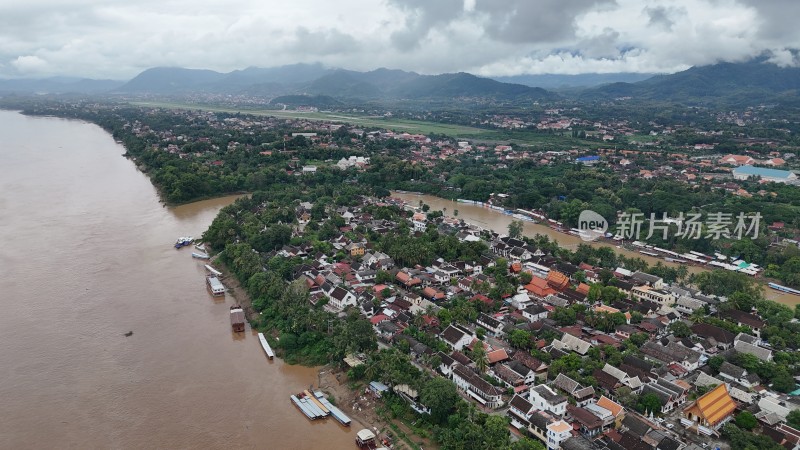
[[212, 254, 404, 445]]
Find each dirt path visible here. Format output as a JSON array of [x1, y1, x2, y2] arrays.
[[317, 369, 383, 431]]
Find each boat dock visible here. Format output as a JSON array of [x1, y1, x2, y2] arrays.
[[313, 390, 351, 426], [258, 332, 275, 359]]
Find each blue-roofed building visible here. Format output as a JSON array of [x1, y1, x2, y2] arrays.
[[575, 155, 600, 165], [733, 165, 798, 184], [369, 381, 390, 397]]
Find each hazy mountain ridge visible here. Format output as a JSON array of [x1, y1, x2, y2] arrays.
[[492, 72, 657, 89], [115, 65, 559, 102], [4, 60, 800, 106], [581, 60, 800, 104]]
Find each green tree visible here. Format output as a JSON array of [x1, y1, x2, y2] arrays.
[[421, 377, 460, 425], [668, 321, 692, 338], [787, 409, 800, 429], [735, 411, 757, 430], [552, 306, 577, 326], [511, 438, 546, 450], [771, 366, 797, 393], [471, 343, 489, 373], [508, 329, 532, 349], [636, 393, 663, 415], [629, 332, 649, 347], [482, 415, 511, 448], [508, 220, 523, 239], [708, 356, 725, 374]]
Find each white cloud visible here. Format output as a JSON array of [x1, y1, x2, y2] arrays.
[[0, 0, 798, 79], [10, 55, 49, 74]]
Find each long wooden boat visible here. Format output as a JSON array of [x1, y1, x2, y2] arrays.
[[769, 282, 800, 296], [313, 390, 351, 426], [258, 332, 275, 359]]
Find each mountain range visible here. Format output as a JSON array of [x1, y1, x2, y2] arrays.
[[2, 60, 799, 106], [113, 64, 559, 103], [581, 59, 800, 105]]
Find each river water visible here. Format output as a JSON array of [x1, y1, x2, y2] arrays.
[[0, 110, 353, 449], [392, 192, 798, 306]]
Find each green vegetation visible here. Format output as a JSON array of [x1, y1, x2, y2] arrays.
[[723, 423, 784, 450], [132, 101, 490, 136]]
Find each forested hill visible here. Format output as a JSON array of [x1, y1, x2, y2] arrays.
[[580, 60, 800, 105], [115, 65, 559, 103]]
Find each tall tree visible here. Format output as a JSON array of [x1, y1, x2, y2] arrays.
[[421, 377, 460, 425], [471, 343, 489, 373], [508, 220, 523, 239]]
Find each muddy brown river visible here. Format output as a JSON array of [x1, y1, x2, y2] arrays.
[[0, 110, 353, 449]]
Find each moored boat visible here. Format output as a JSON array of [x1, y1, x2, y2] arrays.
[[191, 252, 210, 259], [769, 282, 800, 296], [174, 236, 194, 248], [204, 264, 223, 277], [355, 429, 378, 449], [258, 332, 275, 359], [206, 276, 225, 296], [230, 306, 245, 332], [313, 390, 351, 426], [291, 395, 322, 420]]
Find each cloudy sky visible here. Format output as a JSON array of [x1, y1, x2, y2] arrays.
[[1, 0, 799, 79]]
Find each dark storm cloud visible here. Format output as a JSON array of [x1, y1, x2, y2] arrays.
[[386, 0, 464, 50], [288, 28, 361, 56], [644, 6, 679, 30], [473, 0, 616, 44], [737, 0, 800, 41]]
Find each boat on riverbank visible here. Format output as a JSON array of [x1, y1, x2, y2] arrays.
[[355, 429, 378, 449], [204, 264, 223, 277], [769, 283, 800, 296], [291, 394, 325, 420], [258, 332, 274, 359], [206, 276, 225, 296], [174, 236, 193, 248], [191, 251, 210, 259], [313, 390, 351, 426], [230, 306, 245, 332]]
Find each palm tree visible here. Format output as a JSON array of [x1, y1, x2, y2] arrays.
[[471, 342, 489, 373]]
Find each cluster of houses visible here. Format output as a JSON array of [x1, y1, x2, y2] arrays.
[[277, 194, 800, 450], [281, 197, 800, 450]]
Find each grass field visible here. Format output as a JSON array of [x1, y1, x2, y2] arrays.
[[131, 101, 489, 137], [130, 100, 604, 148]]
